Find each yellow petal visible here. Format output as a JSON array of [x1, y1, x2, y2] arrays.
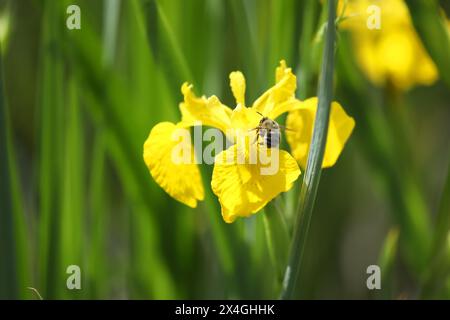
[[286, 98, 355, 169], [231, 104, 261, 130], [225, 103, 262, 147], [229, 71, 246, 106], [179, 82, 232, 132], [211, 145, 301, 223], [143, 122, 204, 208], [275, 59, 288, 83], [267, 99, 302, 120], [252, 60, 297, 119]]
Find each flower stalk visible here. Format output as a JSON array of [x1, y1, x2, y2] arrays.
[[280, 0, 337, 299]]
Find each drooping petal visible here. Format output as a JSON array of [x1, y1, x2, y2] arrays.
[[229, 71, 246, 106], [252, 60, 297, 119], [286, 98, 355, 169], [211, 145, 301, 223], [179, 82, 232, 132], [143, 122, 204, 208]]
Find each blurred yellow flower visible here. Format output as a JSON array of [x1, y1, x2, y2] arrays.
[[339, 0, 438, 90], [143, 61, 355, 222]]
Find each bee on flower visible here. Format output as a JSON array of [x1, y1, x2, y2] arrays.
[[143, 61, 355, 223]]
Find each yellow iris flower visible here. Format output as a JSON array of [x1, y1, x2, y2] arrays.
[[143, 61, 355, 223], [339, 0, 438, 90]]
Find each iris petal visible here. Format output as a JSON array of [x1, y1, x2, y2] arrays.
[[143, 122, 204, 208], [286, 98, 355, 169], [179, 83, 232, 132], [229, 71, 246, 106], [253, 60, 297, 119], [211, 145, 301, 223]]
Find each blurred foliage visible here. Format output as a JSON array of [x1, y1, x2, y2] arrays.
[[0, 0, 449, 299]]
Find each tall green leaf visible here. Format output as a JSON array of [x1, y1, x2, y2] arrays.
[[37, 0, 65, 298], [280, 0, 337, 300], [0, 43, 29, 300]]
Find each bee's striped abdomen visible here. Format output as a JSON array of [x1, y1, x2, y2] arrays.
[[259, 129, 280, 148]]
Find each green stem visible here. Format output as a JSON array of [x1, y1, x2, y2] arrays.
[[377, 228, 400, 299], [102, 0, 121, 66], [280, 0, 336, 300], [263, 203, 290, 283]]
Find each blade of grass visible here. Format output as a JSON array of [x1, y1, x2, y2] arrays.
[[267, 0, 295, 77], [229, 0, 263, 96], [59, 76, 85, 298], [377, 228, 400, 299], [37, 0, 65, 298], [421, 158, 450, 298], [263, 203, 290, 283], [286, 0, 319, 224], [0, 43, 29, 299], [86, 132, 108, 298], [280, 0, 337, 300], [432, 159, 450, 263], [81, 0, 121, 299], [105, 132, 177, 298], [122, 1, 167, 297], [202, 0, 225, 95], [102, 0, 121, 66], [155, 0, 192, 83], [125, 0, 176, 131]]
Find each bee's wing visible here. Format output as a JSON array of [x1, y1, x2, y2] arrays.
[[278, 124, 296, 132]]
